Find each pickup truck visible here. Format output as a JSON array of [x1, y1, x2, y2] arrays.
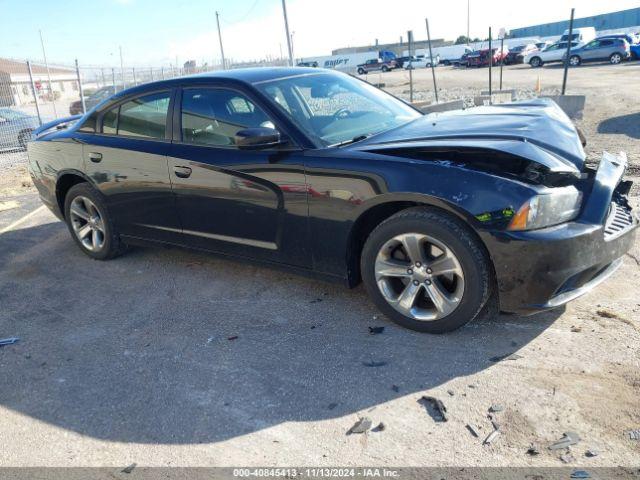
[[357, 58, 398, 74]]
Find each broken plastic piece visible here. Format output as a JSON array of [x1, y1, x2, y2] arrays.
[[347, 417, 372, 435], [419, 396, 448, 422], [489, 404, 504, 413], [0, 337, 19, 347], [121, 463, 136, 474], [585, 449, 599, 457], [466, 424, 480, 438], [484, 429, 500, 445], [362, 361, 387, 367], [549, 431, 581, 450]]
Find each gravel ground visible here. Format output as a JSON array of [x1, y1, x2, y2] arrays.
[[0, 62, 638, 469]]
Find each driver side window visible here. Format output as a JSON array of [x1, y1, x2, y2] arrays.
[[180, 88, 274, 147]]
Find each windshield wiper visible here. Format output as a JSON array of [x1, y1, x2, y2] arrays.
[[328, 134, 370, 148]]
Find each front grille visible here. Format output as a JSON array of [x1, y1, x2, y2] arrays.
[[604, 196, 635, 240]]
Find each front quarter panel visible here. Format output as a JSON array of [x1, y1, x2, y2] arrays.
[[304, 150, 538, 277]]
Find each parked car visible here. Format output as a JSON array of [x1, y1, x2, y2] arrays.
[[564, 38, 631, 66], [296, 61, 318, 68], [466, 48, 508, 67], [356, 58, 398, 74], [524, 41, 580, 67], [596, 33, 639, 45], [27, 68, 637, 333], [405, 55, 440, 69], [504, 44, 539, 64], [453, 51, 472, 67], [69, 86, 121, 115], [631, 43, 640, 60], [0, 108, 40, 150], [394, 56, 413, 68], [535, 41, 553, 50]]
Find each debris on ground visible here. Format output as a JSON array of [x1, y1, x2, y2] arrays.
[[526, 444, 540, 456], [483, 429, 500, 445], [227, 335, 238, 341], [347, 417, 372, 435], [585, 449, 599, 457], [368, 326, 385, 335], [121, 463, 137, 474], [309, 298, 323, 304], [0, 337, 19, 347], [549, 432, 581, 450], [570, 470, 591, 479], [596, 309, 619, 319], [372, 422, 386, 432], [489, 404, 504, 413], [447, 389, 455, 396], [419, 396, 448, 422], [391, 385, 400, 393], [560, 451, 576, 463], [571, 325, 582, 333], [362, 360, 388, 367], [466, 424, 480, 438], [627, 429, 640, 440], [327, 403, 338, 410], [489, 353, 523, 362]]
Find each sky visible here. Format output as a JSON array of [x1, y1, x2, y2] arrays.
[[0, 0, 638, 68]]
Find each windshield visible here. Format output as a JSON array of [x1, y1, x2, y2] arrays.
[[255, 72, 421, 147]]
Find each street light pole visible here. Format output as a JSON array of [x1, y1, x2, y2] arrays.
[[281, 0, 294, 66], [215, 11, 227, 70], [467, 0, 470, 43]]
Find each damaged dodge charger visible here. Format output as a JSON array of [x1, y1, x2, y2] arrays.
[[28, 68, 638, 333]]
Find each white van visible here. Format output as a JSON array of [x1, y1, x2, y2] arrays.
[[560, 27, 596, 45]]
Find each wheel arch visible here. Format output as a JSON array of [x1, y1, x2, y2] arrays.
[[55, 169, 94, 219], [344, 193, 491, 288]]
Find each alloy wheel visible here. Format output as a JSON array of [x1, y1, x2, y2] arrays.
[[610, 53, 622, 64], [69, 196, 106, 252], [569, 56, 580, 66], [374, 233, 465, 321]]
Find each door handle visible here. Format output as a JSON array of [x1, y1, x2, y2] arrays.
[[88, 152, 102, 163], [173, 166, 192, 178]]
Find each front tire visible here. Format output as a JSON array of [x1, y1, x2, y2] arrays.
[[381, 65, 389, 72], [357, 68, 366, 75], [64, 183, 126, 260], [569, 55, 581, 66], [361, 207, 491, 333], [529, 57, 542, 68]]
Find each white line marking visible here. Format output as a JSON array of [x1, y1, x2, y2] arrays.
[[0, 205, 46, 235]]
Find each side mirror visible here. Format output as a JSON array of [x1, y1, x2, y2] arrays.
[[235, 127, 284, 150]]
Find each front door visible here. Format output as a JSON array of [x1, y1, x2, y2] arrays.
[[168, 86, 310, 267], [82, 90, 182, 243]]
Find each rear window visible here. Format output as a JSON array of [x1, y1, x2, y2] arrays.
[[99, 91, 170, 139]]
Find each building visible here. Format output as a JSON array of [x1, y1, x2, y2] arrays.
[[0, 58, 77, 107], [332, 38, 449, 57], [510, 7, 640, 39]]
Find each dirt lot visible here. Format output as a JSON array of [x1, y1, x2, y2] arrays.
[[0, 62, 638, 470]]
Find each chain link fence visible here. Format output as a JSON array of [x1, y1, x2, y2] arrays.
[[0, 58, 222, 169]]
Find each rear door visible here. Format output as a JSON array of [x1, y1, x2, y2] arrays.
[[167, 85, 310, 267], [81, 89, 183, 243]]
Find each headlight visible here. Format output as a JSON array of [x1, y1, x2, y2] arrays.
[[508, 186, 582, 231]]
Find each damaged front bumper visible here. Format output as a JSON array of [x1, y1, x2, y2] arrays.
[[485, 151, 638, 314]]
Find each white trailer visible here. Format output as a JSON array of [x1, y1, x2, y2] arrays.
[[403, 45, 473, 65], [298, 51, 384, 74]]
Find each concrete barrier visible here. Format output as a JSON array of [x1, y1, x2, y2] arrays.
[[473, 92, 513, 106], [413, 99, 465, 114], [540, 95, 586, 120], [481, 89, 516, 101]]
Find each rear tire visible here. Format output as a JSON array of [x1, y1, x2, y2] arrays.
[[381, 65, 389, 72], [609, 52, 623, 64], [63, 183, 126, 260], [18, 130, 32, 150], [361, 207, 492, 333], [569, 55, 581, 66], [529, 57, 542, 68], [357, 67, 366, 75]]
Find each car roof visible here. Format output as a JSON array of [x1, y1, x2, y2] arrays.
[[109, 67, 324, 100]]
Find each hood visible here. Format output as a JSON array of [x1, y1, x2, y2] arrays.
[[355, 98, 585, 173]]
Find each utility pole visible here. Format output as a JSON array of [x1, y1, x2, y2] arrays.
[[39, 29, 57, 117], [562, 8, 575, 95], [215, 11, 227, 70], [119, 46, 125, 88], [467, 0, 470, 43], [281, 0, 294, 66], [425, 18, 439, 103]]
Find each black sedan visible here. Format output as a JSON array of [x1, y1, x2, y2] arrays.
[[27, 68, 637, 333]]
